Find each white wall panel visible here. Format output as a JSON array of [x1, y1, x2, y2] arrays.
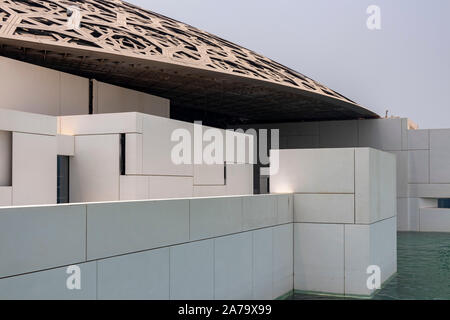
[[0, 262, 96, 300], [60, 73, 89, 116], [142, 115, 193, 176], [408, 150, 429, 184], [294, 223, 344, 294], [397, 198, 409, 231], [344, 217, 397, 296], [0, 187, 11, 207], [97, 248, 170, 300], [242, 195, 277, 231], [12, 132, 57, 206], [148, 176, 193, 199], [59, 112, 142, 135], [0, 108, 57, 136], [70, 134, 120, 203], [119, 176, 148, 201], [94, 81, 169, 117], [87, 200, 189, 260], [0, 205, 86, 278], [420, 208, 450, 232], [430, 129, 450, 183], [408, 130, 429, 150], [355, 148, 396, 224], [272, 224, 293, 299], [226, 163, 253, 195], [271, 148, 355, 194], [170, 240, 214, 300], [193, 185, 227, 197], [0, 56, 60, 116], [277, 194, 293, 224], [194, 164, 224, 186], [214, 232, 253, 300], [408, 198, 437, 231], [294, 194, 354, 224], [190, 197, 243, 240], [408, 183, 450, 198], [390, 150, 408, 198], [252, 228, 273, 300]]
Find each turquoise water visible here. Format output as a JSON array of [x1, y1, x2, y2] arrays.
[[290, 232, 450, 300]]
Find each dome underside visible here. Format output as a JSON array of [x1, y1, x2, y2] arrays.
[[0, 0, 378, 124]]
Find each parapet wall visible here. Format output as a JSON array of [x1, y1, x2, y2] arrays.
[[0, 194, 293, 300]]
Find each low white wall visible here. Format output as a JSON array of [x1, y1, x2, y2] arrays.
[[419, 208, 450, 232], [0, 194, 293, 300]]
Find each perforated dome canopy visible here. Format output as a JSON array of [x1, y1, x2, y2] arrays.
[[0, 0, 379, 125]]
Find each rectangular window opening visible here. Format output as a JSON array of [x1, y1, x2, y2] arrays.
[[120, 133, 126, 176], [438, 199, 450, 209], [0, 131, 12, 187], [57, 155, 70, 204]]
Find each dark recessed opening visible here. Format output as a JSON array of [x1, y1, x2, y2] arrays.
[[57, 155, 70, 204]]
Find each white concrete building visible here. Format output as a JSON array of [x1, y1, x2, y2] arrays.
[[0, 0, 446, 300]]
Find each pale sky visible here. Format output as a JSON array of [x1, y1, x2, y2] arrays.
[[128, 0, 450, 129]]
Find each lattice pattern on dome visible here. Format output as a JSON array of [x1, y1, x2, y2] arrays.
[[0, 0, 355, 104]]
